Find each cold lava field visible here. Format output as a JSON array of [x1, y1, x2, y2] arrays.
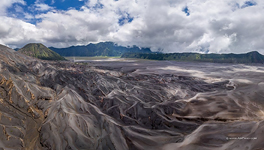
[[1, 45, 264, 150]]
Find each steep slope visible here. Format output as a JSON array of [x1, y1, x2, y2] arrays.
[[19, 43, 66, 60], [49, 42, 152, 57], [121, 51, 264, 63]]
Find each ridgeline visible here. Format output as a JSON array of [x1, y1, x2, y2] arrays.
[[49, 42, 152, 57], [121, 51, 264, 63]]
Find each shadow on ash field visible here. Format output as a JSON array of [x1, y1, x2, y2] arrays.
[[1, 50, 264, 150]]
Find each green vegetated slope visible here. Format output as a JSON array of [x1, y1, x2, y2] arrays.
[[49, 42, 152, 57], [121, 51, 264, 63], [19, 43, 66, 60]]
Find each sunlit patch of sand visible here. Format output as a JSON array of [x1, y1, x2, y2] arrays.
[[75, 58, 138, 62]]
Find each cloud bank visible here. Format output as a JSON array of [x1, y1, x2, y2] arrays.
[[2, 0, 264, 54]]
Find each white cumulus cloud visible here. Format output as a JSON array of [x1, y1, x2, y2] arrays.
[[1, 0, 264, 54], [34, 3, 54, 11], [0, 0, 26, 15]]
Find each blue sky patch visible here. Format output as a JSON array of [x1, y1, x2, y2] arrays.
[[52, 0, 85, 10], [241, 1, 257, 8], [182, 6, 190, 16], [118, 13, 134, 26], [6, 0, 86, 24]]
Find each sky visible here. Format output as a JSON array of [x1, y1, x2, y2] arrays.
[[1, 0, 264, 53]]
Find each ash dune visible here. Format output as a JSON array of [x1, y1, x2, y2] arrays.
[[0, 45, 264, 150]]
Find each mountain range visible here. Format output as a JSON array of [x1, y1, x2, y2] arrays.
[[16, 42, 264, 64], [121, 51, 264, 63], [49, 42, 152, 57]]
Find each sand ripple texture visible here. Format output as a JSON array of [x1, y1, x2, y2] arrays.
[[0, 45, 264, 150]]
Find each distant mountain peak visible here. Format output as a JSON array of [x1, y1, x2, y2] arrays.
[[247, 51, 261, 55], [18, 43, 66, 61]]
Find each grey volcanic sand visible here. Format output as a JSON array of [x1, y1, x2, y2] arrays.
[[0, 49, 264, 150]]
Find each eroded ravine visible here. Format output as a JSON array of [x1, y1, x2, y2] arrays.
[[1, 45, 264, 150]]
